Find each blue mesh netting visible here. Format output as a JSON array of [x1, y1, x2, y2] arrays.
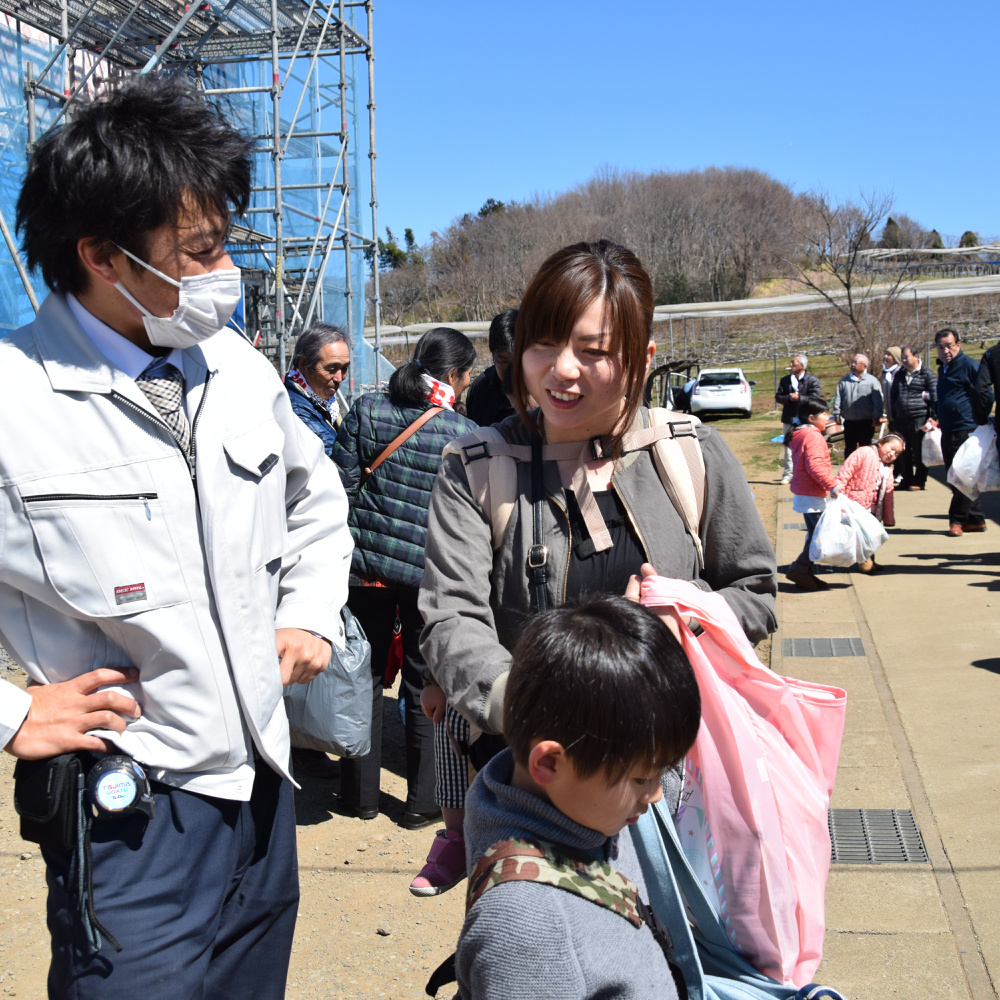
[[0, 9, 387, 386], [0, 20, 61, 331]]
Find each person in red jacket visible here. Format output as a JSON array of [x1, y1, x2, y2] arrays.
[[787, 397, 840, 590]]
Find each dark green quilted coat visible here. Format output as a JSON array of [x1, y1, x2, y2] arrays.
[[331, 390, 476, 588]]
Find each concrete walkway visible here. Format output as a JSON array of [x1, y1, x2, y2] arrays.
[[774, 470, 1000, 1000]]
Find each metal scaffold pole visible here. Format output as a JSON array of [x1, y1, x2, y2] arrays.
[[339, 0, 353, 370], [270, 0, 286, 375], [1, 0, 377, 366], [366, 0, 382, 387]]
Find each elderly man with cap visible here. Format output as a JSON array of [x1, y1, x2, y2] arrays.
[[775, 353, 822, 483], [831, 353, 884, 458]]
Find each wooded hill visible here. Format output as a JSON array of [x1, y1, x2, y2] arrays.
[[369, 165, 981, 327]]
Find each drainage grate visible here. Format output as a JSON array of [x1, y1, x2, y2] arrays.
[[783, 637, 865, 657], [829, 809, 928, 864], [783, 523, 806, 530]]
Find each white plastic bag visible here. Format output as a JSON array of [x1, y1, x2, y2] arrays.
[[921, 426, 944, 467], [809, 495, 888, 567], [946, 422, 1000, 500]]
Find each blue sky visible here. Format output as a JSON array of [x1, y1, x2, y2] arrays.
[[371, 0, 997, 248]]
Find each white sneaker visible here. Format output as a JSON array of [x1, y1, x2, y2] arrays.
[[780, 475, 792, 485]]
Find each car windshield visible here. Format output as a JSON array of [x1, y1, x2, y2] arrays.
[[699, 374, 742, 386]]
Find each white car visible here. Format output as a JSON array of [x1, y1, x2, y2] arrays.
[[688, 367, 755, 418]]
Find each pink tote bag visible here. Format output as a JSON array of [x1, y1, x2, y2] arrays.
[[641, 576, 846, 986]]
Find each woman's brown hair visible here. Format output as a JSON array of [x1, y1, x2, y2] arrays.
[[510, 239, 654, 456]]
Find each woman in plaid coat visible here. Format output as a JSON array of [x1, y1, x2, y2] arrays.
[[331, 327, 477, 827]]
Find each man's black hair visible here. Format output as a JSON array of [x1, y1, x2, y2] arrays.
[[934, 327, 960, 345], [504, 595, 700, 782], [488, 307, 518, 355], [798, 395, 829, 422], [16, 74, 254, 295]]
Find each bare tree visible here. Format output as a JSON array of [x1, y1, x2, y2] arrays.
[[790, 190, 914, 360]]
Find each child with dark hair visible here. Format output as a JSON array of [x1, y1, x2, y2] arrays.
[[453, 595, 700, 1000], [786, 396, 840, 591]]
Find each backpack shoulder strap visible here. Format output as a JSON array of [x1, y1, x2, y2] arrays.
[[443, 428, 528, 550], [443, 409, 709, 567], [621, 409, 707, 570], [466, 838, 644, 928]]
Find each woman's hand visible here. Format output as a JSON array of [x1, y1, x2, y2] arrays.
[[623, 562, 658, 602], [625, 563, 682, 642], [420, 684, 447, 724]]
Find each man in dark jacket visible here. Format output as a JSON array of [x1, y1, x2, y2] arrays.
[[890, 346, 937, 490], [936, 328, 991, 535], [284, 322, 350, 456], [774, 353, 821, 482], [466, 308, 516, 426], [972, 338, 1000, 428]]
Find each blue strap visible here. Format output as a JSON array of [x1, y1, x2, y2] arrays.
[[632, 807, 707, 1000], [632, 802, 847, 1000]]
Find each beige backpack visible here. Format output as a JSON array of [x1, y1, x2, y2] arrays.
[[442, 409, 708, 569]]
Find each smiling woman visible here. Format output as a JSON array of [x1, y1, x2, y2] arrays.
[[512, 240, 654, 454], [418, 238, 778, 764]]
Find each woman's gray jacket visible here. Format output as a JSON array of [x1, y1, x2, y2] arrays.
[[418, 408, 777, 735]]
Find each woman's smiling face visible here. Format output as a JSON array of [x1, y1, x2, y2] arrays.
[[520, 296, 629, 444]]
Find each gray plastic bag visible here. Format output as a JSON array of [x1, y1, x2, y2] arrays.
[[283, 607, 372, 758]]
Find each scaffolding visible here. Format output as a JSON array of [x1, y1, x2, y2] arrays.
[[0, 0, 386, 392]]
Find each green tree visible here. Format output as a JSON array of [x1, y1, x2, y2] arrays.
[[478, 198, 506, 218], [959, 230, 980, 248], [879, 217, 902, 249]]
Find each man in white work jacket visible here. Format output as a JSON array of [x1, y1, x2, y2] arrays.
[[0, 75, 352, 997]]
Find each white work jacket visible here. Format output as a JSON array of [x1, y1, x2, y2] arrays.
[[0, 294, 352, 799]]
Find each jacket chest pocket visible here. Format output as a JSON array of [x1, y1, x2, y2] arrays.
[[222, 419, 288, 570], [20, 480, 189, 618]]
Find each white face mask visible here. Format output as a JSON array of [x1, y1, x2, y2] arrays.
[[113, 244, 242, 349]]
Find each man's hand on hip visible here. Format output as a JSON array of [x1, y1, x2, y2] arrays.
[[5, 667, 141, 759], [276, 628, 331, 686]]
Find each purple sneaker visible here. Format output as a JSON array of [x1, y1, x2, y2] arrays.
[[408, 829, 467, 897]]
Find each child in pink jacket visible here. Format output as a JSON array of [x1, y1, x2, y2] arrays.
[[836, 433, 904, 571], [787, 397, 839, 590]]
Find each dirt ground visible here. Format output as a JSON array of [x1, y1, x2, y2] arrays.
[[0, 416, 783, 999]]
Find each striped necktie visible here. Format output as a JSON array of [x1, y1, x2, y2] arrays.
[[136, 359, 191, 454]]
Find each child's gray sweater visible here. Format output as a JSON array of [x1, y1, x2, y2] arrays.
[[455, 750, 681, 1000]]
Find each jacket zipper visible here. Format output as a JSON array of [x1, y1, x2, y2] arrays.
[[22, 492, 158, 501], [111, 369, 216, 483], [22, 492, 155, 519], [188, 370, 215, 480]]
